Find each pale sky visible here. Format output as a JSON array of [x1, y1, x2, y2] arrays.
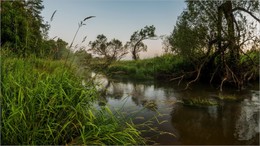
[[41, 0, 186, 60]]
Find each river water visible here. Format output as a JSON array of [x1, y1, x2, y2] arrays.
[[91, 73, 259, 145]]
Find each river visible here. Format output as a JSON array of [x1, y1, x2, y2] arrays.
[[90, 73, 259, 145]]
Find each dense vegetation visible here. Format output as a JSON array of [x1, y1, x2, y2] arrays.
[[1, 0, 144, 145], [163, 1, 260, 90], [107, 54, 193, 80], [106, 51, 259, 86], [1, 0, 71, 59], [1, 56, 145, 145]]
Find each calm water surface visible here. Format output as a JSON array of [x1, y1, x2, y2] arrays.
[[91, 73, 259, 145]]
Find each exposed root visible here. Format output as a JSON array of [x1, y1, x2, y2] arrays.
[[170, 75, 184, 86], [185, 64, 203, 90], [220, 77, 227, 92], [210, 65, 220, 84]]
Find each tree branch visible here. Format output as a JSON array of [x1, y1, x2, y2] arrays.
[[232, 7, 260, 22]]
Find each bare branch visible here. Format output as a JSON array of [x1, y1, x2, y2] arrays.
[[232, 7, 260, 22]]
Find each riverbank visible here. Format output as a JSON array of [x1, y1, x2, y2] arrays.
[[107, 54, 193, 80], [1, 56, 145, 145], [106, 52, 259, 88]]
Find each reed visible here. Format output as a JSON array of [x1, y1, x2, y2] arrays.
[[1, 57, 144, 145]]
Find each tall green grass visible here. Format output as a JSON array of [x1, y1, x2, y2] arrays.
[[1, 57, 145, 145]]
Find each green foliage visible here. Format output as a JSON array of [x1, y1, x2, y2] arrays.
[[1, 57, 95, 144], [74, 47, 92, 65], [240, 50, 260, 65], [1, 0, 47, 57], [107, 54, 193, 80], [168, 12, 207, 59], [165, 1, 260, 89], [1, 57, 145, 145], [1, 1, 71, 59], [238, 50, 260, 80], [1, 1, 145, 144], [73, 107, 145, 145], [167, 0, 260, 61]]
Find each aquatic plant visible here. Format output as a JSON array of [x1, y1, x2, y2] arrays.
[[181, 97, 219, 107], [218, 93, 239, 101]]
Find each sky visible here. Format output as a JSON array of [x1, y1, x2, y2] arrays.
[[41, 0, 186, 60]]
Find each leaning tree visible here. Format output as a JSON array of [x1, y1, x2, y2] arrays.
[[126, 25, 156, 60]]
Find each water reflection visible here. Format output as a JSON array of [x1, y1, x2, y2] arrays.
[[235, 90, 259, 141], [91, 73, 259, 145]]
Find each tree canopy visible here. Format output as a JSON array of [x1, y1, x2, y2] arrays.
[[166, 0, 260, 90], [88, 34, 128, 61], [1, 0, 48, 57]]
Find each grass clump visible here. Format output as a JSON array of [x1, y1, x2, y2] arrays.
[[181, 98, 219, 107], [73, 107, 145, 145], [1, 57, 145, 145], [218, 93, 238, 101]]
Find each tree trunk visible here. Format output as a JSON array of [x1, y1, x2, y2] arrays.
[[217, 4, 224, 68], [223, 1, 239, 67], [132, 38, 143, 60], [132, 48, 138, 60]]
